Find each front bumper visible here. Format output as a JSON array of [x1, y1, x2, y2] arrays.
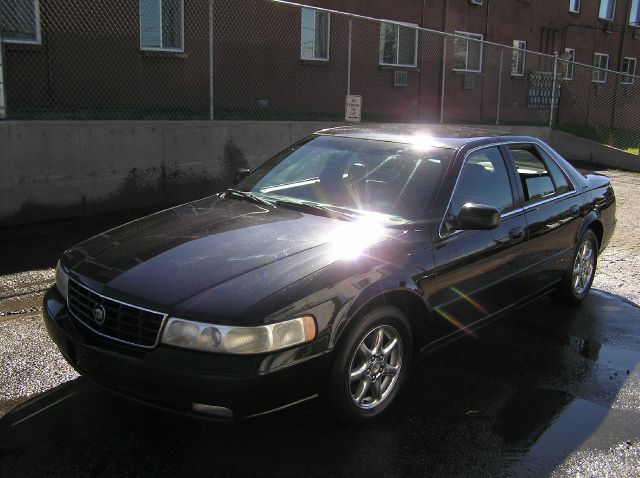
[[43, 287, 332, 420]]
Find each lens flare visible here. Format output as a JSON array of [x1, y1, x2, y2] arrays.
[[433, 306, 477, 338], [450, 287, 489, 316]]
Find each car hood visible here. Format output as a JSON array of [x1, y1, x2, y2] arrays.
[[63, 195, 403, 322]]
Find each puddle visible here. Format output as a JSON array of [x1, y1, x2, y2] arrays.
[[509, 398, 611, 477], [500, 389, 571, 445], [565, 335, 640, 371]]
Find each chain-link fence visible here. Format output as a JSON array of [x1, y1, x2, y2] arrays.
[[1, 0, 639, 153]]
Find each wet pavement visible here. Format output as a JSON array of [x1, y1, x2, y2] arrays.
[[1, 290, 639, 477], [1, 171, 640, 477]]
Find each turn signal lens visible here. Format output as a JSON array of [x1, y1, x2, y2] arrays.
[[161, 316, 316, 354]]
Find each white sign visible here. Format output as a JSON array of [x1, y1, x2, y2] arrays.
[[345, 95, 362, 122]]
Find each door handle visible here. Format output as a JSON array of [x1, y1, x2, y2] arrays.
[[508, 226, 524, 244]]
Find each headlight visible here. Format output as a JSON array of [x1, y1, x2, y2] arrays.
[[161, 315, 316, 354], [55, 260, 69, 301]]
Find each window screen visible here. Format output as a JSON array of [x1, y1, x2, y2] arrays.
[[0, 0, 40, 43], [140, 0, 183, 51]]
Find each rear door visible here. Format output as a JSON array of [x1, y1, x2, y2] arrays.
[[430, 144, 530, 340], [503, 142, 583, 294]]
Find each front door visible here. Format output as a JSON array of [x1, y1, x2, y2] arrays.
[[430, 145, 530, 341]]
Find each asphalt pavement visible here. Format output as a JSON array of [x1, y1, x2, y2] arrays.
[[1, 170, 639, 477]]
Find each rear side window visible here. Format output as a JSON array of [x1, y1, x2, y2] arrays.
[[509, 145, 573, 203], [449, 146, 514, 217], [536, 146, 573, 194]]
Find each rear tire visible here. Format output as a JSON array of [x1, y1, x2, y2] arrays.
[[328, 306, 412, 422], [552, 229, 598, 305]]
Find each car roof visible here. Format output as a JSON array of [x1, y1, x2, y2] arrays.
[[315, 124, 523, 150]]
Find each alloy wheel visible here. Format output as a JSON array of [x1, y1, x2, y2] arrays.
[[573, 240, 595, 296], [348, 325, 403, 410]]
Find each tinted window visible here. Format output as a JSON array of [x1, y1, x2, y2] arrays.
[[536, 146, 573, 194], [449, 147, 514, 217], [510, 145, 572, 203], [240, 135, 453, 221]]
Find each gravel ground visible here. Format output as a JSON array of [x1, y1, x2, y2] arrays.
[[591, 170, 640, 305]]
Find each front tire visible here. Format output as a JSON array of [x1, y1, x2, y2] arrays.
[[328, 306, 412, 421], [553, 229, 598, 304]]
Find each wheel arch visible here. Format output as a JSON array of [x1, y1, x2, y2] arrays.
[[332, 286, 429, 358], [577, 211, 604, 252]]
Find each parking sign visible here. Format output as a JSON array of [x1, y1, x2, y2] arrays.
[[345, 95, 362, 122]]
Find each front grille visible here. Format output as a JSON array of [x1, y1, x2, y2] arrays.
[[67, 279, 166, 348]]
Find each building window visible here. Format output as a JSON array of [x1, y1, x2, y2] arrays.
[[453, 31, 483, 72], [300, 8, 330, 61], [592, 53, 609, 83], [511, 40, 526, 77], [563, 48, 575, 80], [379, 22, 418, 67], [599, 0, 616, 21], [140, 0, 184, 51], [622, 57, 637, 84], [569, 0, 581, 13], [631, 0, 640, 26], [0, 0, 41, 44]]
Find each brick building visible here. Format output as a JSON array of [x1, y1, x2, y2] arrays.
[[1, 0, 639, 127]]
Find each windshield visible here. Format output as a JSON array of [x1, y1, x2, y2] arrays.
[[237, 135, 453, 222]]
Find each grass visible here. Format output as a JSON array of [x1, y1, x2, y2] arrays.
[[555, 123, 640, 155]]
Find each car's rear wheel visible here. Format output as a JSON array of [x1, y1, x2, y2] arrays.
[[553, 229, 598, 304], [328, 306, 412, 421]]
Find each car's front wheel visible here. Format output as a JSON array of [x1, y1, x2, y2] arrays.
[[328, 306, 412, 421]]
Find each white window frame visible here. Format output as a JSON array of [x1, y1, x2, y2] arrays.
[[1, 0, 41, 45], [630, 0, 640, 26], [453, 31, 483, 73], [592, 53, 609, 83], [300, 8, 330, 61], [139, 0, 185, 52], [511, 40, 526, 77], [599, 0, 616, 21], [622, 57, 637, 84], [569, 0, 581, 13], [378, 21, 418, 68], [563, 48, 575, 80]]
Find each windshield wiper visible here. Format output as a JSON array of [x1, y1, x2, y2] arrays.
[[225, 189, 276, 208], [274, 199, 357, 221]]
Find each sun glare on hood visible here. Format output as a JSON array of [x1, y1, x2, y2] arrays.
[[327, 216, 391, 261]]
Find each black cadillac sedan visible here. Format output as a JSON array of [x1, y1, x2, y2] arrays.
[[44, 125, 616, 422]]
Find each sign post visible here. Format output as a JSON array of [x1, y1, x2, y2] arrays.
[[345, 95, 362, 123]]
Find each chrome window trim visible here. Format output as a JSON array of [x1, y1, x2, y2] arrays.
[[438, 142, 511, 239], [522, 190, 578, 211], [67, 277, 168, 350]]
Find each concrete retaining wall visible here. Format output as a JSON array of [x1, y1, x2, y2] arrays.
[[0, 121, 637, 227], [0, 120, 342, 227]]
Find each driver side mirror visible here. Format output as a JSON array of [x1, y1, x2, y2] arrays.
[[455, 203, 501, 230], [234, 168, 251, 185]]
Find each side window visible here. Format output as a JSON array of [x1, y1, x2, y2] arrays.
[[509, 145, 573, 204], [449, 147, 514, 218], [535, 146, 573, 194]]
